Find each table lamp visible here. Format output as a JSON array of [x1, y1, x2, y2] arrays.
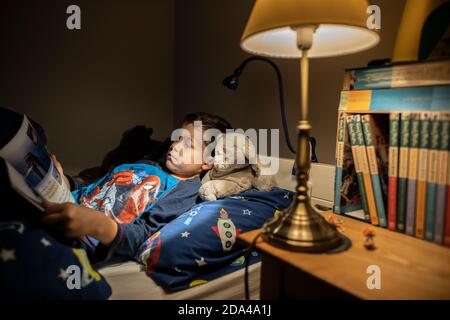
[[241, 0, 380, 252]]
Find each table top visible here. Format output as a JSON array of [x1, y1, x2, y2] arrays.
[[238, 212, 450, 300]]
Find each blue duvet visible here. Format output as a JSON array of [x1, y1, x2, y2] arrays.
[[136, 187, 294, 291]]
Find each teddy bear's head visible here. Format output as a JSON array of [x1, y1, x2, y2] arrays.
[[212, 132, 257, 174]]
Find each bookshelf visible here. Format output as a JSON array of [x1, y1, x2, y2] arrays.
[[334, 59, 450, 249]]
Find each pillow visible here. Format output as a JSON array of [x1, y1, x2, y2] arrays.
[[0, 219, 112, 299], [136, 187, 294, 291]]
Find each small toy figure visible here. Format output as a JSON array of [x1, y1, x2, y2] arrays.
[[363, 227, 376, 250]]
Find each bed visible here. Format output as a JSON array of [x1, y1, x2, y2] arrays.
[[97, 158, 335, 300]]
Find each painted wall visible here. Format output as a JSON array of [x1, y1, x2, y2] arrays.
[[0, 0, 174, 174], [173, 0, 406, 164]]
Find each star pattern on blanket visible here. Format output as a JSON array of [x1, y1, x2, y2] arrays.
[[195, 257, 207, 267], [181, 231, 190, 238], [242, 209, 252, 215], [0, 248, 16, 262], [283, 192, 290, 199], [41, 237, 52, 247], [58, 268, 69, 281]]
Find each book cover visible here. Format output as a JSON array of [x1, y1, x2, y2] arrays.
[[415, 112, 431, 239], [344, 115, 370, 221], [361, 114, 388, 227], [338, 85, 450, 112], [0, 109, 74, 204], [334, 112, 347, 214], [334, 112, 364, 215], [388, 112, 400, 231], [0, 158, 44, 211], [405, 113, 420, 236], [353, 114, 379, 225], [434, 112, 450, 244], [424, 112, 442, 240], [342, 59, 450, 90]]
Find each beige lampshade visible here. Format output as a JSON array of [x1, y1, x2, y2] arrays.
[[241, 0, 380, 58]]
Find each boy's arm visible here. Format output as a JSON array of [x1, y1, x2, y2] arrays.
[[94, 220, 153, 261], [42, 202, 118, 246], [42, 201, 153, 261]]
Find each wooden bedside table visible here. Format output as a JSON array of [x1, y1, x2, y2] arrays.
[[238, 212, 450, 300]]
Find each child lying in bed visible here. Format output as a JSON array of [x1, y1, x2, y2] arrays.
[[42, 112, 232, 262]]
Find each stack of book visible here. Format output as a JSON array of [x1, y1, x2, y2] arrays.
[[334, 58, 450, 247]]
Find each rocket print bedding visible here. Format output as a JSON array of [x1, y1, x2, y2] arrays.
[[135, 187, 294, 291]]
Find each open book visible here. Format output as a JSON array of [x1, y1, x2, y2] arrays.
[[0, 112, 74, 210]]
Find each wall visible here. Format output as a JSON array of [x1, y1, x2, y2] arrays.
[[174, 0, 406, 164], [0, 0, 174, 175], [0, 0, 407, 173]]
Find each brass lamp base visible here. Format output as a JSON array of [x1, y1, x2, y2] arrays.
[[261, 118, 342, 253], [262, 43, 342, 253], [262, 198, 342, 253]]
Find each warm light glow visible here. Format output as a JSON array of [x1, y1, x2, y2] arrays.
[[241, 24, 380, 58]]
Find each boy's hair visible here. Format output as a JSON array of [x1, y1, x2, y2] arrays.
[[182, 112, 232, 135]]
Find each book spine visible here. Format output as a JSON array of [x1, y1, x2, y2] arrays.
[[424, 113, 442, 240], [397, 112, 411, 232], [405, 113, 420, 236], [338, 86, 450, 112], [354, 114, 379, 225], [346, 115, 370, 221], [361, 114, 387, 227], [334, 112, 346, 214], [434, 112, 450, 244], [344, 60, 450, 90], [415, 112, 431, 239], [444, 155, 450, 247], [388, 112, 400, 231]]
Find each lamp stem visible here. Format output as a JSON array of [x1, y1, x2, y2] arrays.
[[262, 37, 341, 253], [296, 48, 312, 204], [300, 49, 309, 122]]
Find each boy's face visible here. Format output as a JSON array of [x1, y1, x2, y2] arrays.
[[166, 123, 213, 178]]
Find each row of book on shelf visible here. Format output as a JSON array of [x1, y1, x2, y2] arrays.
[[333, 58, 450, 247]]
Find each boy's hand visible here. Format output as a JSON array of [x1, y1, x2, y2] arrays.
[[42, 201, 118, 246]]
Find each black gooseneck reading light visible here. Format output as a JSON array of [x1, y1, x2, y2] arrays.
[[223, 57, 296, 154]]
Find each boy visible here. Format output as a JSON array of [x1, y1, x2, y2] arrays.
[[42, 112, 232, 262]]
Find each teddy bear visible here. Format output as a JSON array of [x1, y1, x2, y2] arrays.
[[199, 132, 275, 201]]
